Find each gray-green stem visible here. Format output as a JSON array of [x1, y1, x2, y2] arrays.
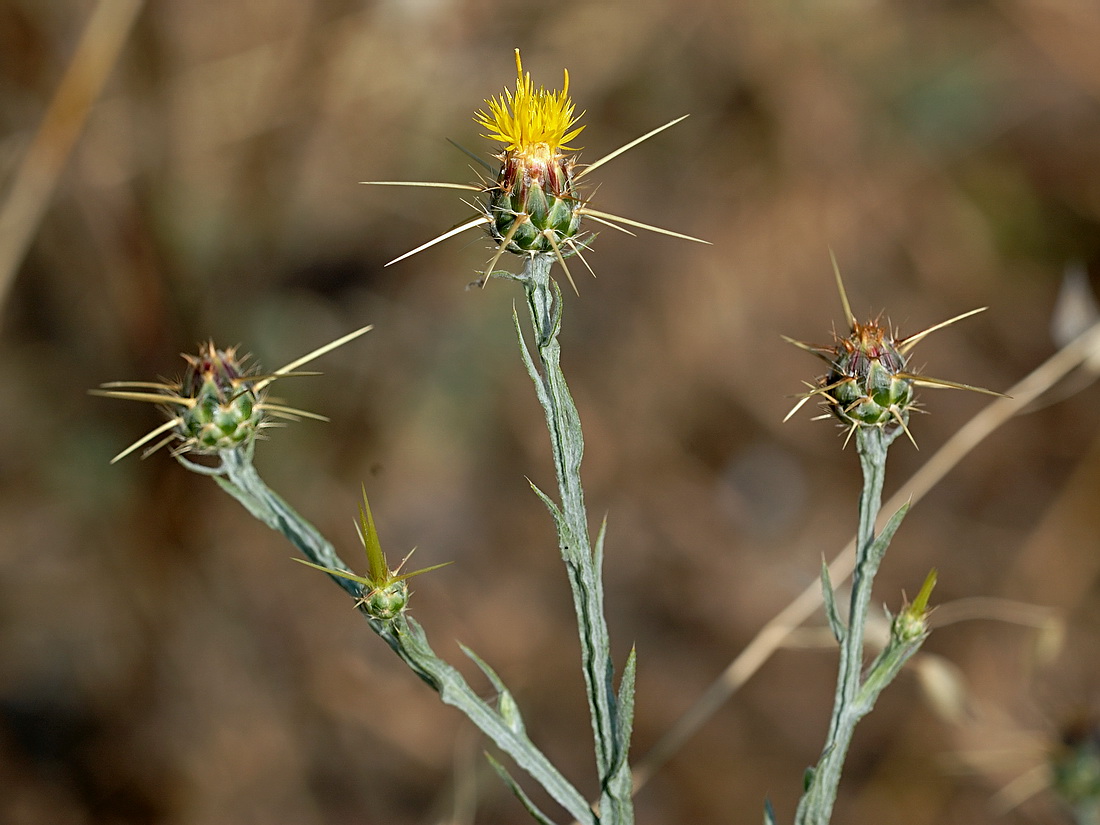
[[512, 253, 634, 825], [793, 425, 905, 825]]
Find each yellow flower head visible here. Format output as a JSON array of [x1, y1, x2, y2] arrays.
[[475, 49, 585, 154]]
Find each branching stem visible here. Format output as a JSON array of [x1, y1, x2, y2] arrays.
[[208, 446, 597, 825]]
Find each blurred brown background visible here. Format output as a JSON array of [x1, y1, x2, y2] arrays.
[[3, 1, 1100, 823]]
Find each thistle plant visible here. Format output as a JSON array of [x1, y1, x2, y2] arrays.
[[358, 49, 708, 825], [94, 51, 707, 825], [91, 48, 1015, 825], [781, 257, 1001, 825]]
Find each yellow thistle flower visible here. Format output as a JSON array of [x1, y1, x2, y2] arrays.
[[475, 50, 585, 154], [363, 49, 708, 292]]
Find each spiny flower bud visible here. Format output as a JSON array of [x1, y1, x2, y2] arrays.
[[179, 344, 265, 452], [92, 326, 371, 463], [892, 568, 937, 644], [825, 320, 914, 431], [785, 255, 1001, 444], [360, 580, 410, 622], [294, 488, 452, 622]]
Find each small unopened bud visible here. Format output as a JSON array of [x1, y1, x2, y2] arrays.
[[179, 344, 265, 453], [360, 580, 410, 621], [892, 568, 937, 643], [293, 489, 452, 622]]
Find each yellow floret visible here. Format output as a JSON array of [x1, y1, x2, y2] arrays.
[[475, 49, 585, 154]]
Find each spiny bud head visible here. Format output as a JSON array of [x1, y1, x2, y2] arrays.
[[359, 580, 410, 621], [93, 325, 372, 464], [784, 255, 1000, 445], [178, 343, 265, 453], [292, 488, 453, 623], [825, 319, 914, 430]]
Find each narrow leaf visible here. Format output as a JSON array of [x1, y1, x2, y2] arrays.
[[593, 514, 608, 573], [461, 644, 526, 735], [390, 560, 455, 584], [820, 558, 846, 643], [358, 488, 388, 582], [513, 304, 550, 411], [764, 798, 777, 825], [615, 646, 638, 764], [865, 501, 912, 567], [484, 752, 560, 825], [291, 557, 371, 586], [527, 479, 566, 530]]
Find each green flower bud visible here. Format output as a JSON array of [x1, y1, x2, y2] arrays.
[[784, 255, 1001, 444], [178, 344, 265, 453], [360, 580, 410, 621], [891, 569, 937, 644], [293, 489, 452, 623], [826, 321, 914, 430], [483, 148, 586, 255], [93, 326, 372, 463]]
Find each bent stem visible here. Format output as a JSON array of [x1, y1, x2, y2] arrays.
[[207, 446, 597, 825], [510, 253, 635, 825], [793, 426, 916, 825]]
